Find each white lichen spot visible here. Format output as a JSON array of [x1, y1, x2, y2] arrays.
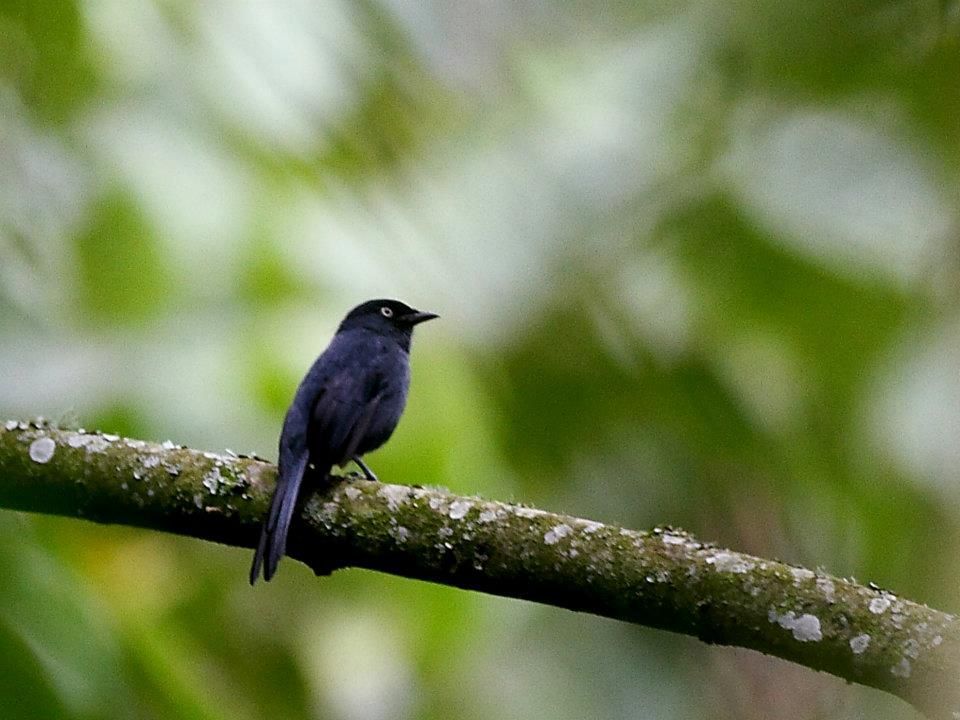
[[448, 500, 472, 520], [816, 577, 836, 603], [392, 526, 410, 543], [142, 455, 161, 469], [544, 523, 573, 545], [428, 496, 445, 511], [28, 437, 56, 464], [891, 658, 912, 678], [161, 440, 176, 450], [478, 509, 499, 523], [515, 507, 547, 519], [933, 635, 943, 647], [85, 436, 110, 453], [569, 548, 579, 558], [193, 494, 204, 509], [791, 568, 815, 584], [869, 595, 892, 614], [662, 533, 686, 545], [343, 486, 362, 501], [850, 634, 871, 654], [66, 434, 89, 448], [378, 484, 409, 512], [580, 521, 603, 534], [707, 551, 754, 574], [774, 612, 823, 642], [202, 467, 222, 494], [102, 433, 119, 442], [4, 420, 18, 431], [903, 639, 920, 659]]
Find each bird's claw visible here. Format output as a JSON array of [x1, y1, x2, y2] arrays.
[[352, 456, 379, 482]]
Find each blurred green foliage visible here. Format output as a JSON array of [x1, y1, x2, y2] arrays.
[[1, 1, 958, 719]]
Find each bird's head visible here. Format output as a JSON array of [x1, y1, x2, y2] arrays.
[[338, 299, 439, 340]]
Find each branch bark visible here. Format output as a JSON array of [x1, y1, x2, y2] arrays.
[[0, 420, 957, 717]]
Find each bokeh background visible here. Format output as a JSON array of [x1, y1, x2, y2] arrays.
[[1, 1, 959, 718]]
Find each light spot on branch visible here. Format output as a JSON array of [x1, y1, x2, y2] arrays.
[[891, 658, 911, 678], [869, 595, 892, 614], [202, 467, 222, 494], [477, 508, 500, 523], [707, 551, 754, 574], [29, 437, 55, 464], [816, 577, 836, 603], [448, 500, 472, 520], [544, 524, 572, 545], [378, 484, 410, 512], [772, 611, 823, 642], [850, 633, 871, 654]]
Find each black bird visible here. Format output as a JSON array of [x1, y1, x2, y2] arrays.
[[250, 299, 438, 584]]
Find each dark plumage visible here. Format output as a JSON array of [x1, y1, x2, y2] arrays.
[[250, 299, 438, 584]]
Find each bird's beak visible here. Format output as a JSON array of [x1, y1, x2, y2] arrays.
[[401, 310, 439, 326]]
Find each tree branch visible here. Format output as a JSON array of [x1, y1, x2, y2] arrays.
[[0, 420, 957, 717]]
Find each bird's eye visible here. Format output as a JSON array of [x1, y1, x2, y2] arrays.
[[380, 306, 394, 318]]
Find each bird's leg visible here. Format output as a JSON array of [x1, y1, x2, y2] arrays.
[[352, 456, 378, 482]]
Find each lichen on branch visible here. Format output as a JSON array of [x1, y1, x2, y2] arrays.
[[0, 420, 958, 719]]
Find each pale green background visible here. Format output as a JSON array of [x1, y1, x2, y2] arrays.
[[1, 2, 958, 718]]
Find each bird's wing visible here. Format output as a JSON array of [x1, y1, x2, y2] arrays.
[[309, 360, 388, 466]]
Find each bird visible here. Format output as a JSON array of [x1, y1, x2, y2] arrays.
[[250, 298, 438, 584]]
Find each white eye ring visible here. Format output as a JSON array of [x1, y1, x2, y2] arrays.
[[380, 306, 394, 318]]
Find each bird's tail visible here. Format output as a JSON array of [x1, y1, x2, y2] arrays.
[[250, 454, 312, 584]]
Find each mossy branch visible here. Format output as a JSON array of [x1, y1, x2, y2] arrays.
[[0, 421, 957, 717]]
